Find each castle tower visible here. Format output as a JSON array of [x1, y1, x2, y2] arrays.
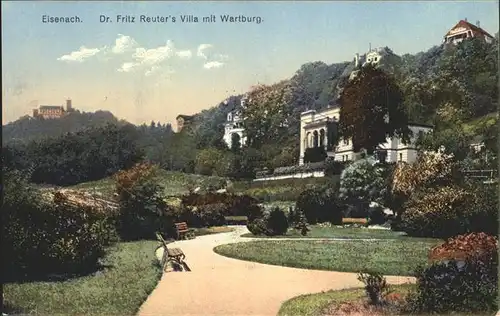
[[66, 99, 73, 112]]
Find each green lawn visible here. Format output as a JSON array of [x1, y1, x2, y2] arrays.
[[462, 112, 498, 136], [241, 225, 439, 242], [278, 284, 492, 316], [3, 241, 162, 316], [236, 176, 340, 202], [214, 239, 442, 276], [278, 284, 413, 316]]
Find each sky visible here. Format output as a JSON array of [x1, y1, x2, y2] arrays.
[[2, 1, 499, 126]]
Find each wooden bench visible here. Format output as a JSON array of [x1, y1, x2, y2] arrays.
[[156, 232, 186, 272], [175, 222, 195, 240]]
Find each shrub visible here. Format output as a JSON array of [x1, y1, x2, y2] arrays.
[[246, 207, 289, 236], [303, 147, 327, 163], [266, 207, 289, 236], [338, 156, 386, 217], [182, 203, 227, 228], [400, 186, 474, 238], [428, 233, 498, 263], [324, 157, 346, 176], [390, 151, 458, 218], [406, 258, 498, 314], [295, 187, 342, 224], [357, 271, 391, 305], [368, 205, 386, 225], [465, 182, 498, 236], [2, 171, 116, 279], [246, 217, 268, 236], [114, 162, 169, 240]]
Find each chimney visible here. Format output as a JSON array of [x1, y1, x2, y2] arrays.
[[66, 99, 72, 111], [464, 17, 467, 22], [476, 20, 480, 28], [354, 53, 359, 67], [369, 42, 372, 51]]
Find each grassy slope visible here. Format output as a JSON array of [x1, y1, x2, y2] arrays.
[[70, 169, 227, 199], [69, 169, 336, 202], [278, 284, 413, 316], [214, 239, 442, 276], [4, 241, 162, 316], [462, 112, 497, 136]]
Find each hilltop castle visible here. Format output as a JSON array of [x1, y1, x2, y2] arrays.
[[33, 99, 75, 119]]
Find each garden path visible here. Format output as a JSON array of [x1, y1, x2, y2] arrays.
[[137, 226, 414, 316]]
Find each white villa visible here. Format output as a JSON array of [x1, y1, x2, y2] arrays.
[[222, 96, 248, 148], [299, 46, 432, 165], [299, 107, 433, 165]]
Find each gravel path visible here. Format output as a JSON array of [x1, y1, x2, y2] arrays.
[[137, 226, 415, 316]]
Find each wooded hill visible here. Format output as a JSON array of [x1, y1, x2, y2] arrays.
[[3, 35, 498, 185]]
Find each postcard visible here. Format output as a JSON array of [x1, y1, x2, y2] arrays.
[[2, 1, 499, 315]]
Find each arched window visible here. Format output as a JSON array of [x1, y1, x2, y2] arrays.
[[313, 130, 319, 148]]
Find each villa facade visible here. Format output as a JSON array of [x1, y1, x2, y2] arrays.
[[299, 107, 433, 165]]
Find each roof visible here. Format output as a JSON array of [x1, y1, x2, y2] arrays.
[[176, 114, 194, 120], [39, 105, 64, 110], [408, 122, 434, 129], [445, 20, 494, 39]]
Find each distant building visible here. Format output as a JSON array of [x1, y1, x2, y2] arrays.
[[350, 46, 399, 80], [443, 19, 494, 45], [176, 114, 194, 132], [33, 99, 74, 119], [223, 109, 247, 148], [222, 95, 248, 148], [299, 107, 433, 165]]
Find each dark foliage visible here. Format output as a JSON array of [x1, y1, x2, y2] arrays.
[[114, 163, 170, 241], [2, 171, 116, 279], [368, 205, 386, 225], [324, 157, 346, 176], [266, 207, 289, 236], [338, 64, 412, 154], [4, 123, 144, 186], [246, 207, 288, 236], [2, 110, 122, 145], [406, 258, 498, 314], [400, 182, 498, 239], [180, 203, 227, 228], [295, 187, 343, 224], [303, 147, 327, 163]]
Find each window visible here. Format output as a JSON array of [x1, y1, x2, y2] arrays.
[[343, 139, 349, 145], [342, 155, 345, 162], [399, 153, 403, 161]]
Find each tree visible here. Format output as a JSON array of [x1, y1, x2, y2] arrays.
[[338, 64, 412, 155], [241, 81, 293, 148], [230, 133, 241, 152], [194, 147, 225, 176]]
